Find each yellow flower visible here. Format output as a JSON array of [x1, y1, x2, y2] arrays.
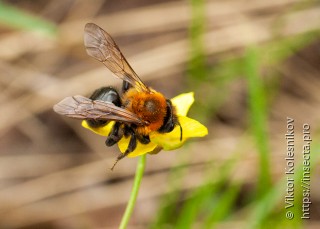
[[82, 92, 208, 157]]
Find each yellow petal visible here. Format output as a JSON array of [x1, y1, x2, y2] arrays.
[[82, 120, 115, 137], [150, 116, 208, 150], [171, 92, 194, 116], [118, 137, 158, 157]]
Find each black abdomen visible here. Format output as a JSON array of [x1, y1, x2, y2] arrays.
[[87, 87, 121, 128]]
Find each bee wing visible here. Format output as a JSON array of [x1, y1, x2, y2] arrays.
[[84, 23, 149, 93], [53, 95, 146, 125]]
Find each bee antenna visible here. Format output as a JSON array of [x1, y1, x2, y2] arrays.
[[178, 122, 183, 141]]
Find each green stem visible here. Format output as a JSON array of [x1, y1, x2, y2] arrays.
[[119, 154, 146, 229]]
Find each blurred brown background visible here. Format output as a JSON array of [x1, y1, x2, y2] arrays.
[[0, 0, 319, 228]]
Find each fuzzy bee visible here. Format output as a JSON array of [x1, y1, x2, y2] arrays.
[[54, 23, 182, 169]]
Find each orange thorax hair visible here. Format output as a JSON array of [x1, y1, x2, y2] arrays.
[[122, 88, 167, 135]]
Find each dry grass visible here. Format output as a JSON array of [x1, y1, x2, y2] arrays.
[[0, 0, 319, 228]]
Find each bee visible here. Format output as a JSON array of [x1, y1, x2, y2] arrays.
[[54, 23, 182, 170]]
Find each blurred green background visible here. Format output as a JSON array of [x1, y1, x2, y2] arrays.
[[0, 0, 319, 228]]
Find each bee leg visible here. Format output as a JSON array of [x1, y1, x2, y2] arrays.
[[122, 81, 132, 93], [137, 134, 150, 144], [110, 128, 137, 170], [105, 122, 123, 146]]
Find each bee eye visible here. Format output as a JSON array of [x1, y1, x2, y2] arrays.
[[168, 122, 175, 132], [163, 121, 175, 132]]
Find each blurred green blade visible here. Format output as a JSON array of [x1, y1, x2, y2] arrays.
[[0, 2, 57, 36], [245, 47, 271, 198], [204, 183, 241, 228]]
